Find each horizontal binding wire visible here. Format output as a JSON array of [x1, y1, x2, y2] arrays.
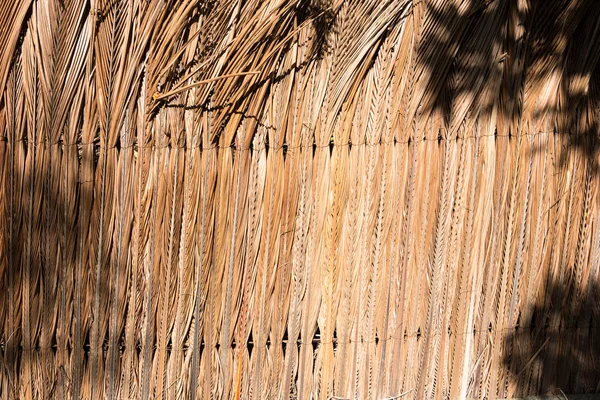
[[3, 326, 599, 353], [0, 130, 572, 150]]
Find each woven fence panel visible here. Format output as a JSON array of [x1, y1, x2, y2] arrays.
[[1, 1, 600, 399]]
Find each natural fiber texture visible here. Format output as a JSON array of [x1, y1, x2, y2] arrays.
[[1, 0, 599, 399]]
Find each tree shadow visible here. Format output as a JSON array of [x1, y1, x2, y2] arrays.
[[0, 42, 107, 399], [0, 120, 104, 398], [503, 277, 600, 396], [416, 0, 600, 172], [417, 1, 600, 396]]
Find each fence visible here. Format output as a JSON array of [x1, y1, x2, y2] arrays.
[[1, 0, 600, 399]]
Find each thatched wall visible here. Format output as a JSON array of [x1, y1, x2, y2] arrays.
[[1, 0, 599, 399]]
